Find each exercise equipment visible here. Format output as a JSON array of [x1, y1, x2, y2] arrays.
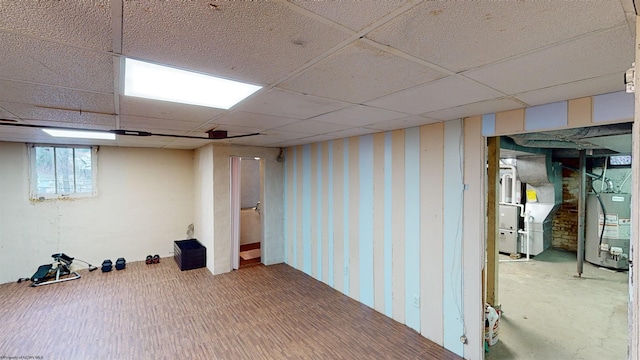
[[145, 255, 153, 265], [101, 259, 113, 272], [152, 254, 160, 264], [115, 257, 126, 270], [18, 253, 96, 287]]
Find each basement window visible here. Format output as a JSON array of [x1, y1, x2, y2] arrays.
[[29, 145, 97, 200]]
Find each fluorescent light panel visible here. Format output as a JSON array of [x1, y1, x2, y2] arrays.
[[42, 129, 116, 140], [124, 58, 262, 109]]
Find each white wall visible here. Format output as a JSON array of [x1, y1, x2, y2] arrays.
[[241, 158, 260, 208], [193, 144, 284, 275], [0, 142, 195, 284]]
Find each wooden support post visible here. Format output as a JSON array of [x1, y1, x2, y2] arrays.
[[485, 136, 500, 307]]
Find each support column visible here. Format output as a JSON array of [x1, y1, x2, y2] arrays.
[[485, 136, 500, 307], [630, 14, 640, 360], [577, 150, 586, 277]]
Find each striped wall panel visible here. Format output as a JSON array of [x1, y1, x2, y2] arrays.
[[283, 122, 481, 358]]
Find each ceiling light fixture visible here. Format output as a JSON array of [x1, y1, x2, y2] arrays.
[[124, 58, 262, 109], [42, 129, 116, 140]]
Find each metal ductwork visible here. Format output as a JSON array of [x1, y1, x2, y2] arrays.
[[508, 123, 632, 150]]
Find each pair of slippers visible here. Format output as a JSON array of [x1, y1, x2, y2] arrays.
[[145, 254, 160, 265]]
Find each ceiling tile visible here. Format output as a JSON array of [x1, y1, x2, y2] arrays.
[[119, 96, 223, 122], [0, 33, 114, 93], [122, 1, 350, 85], [215, 111, 299, 130], [279, 40, 446, 103], [464, 26, 634, 95], [272, 120, 352, 135], [514, 73, 625, 107], [423, 98, 524, 121], [0, 83, 115, 118], [290, 0, 407, 31], [1, 102, 115, 127], [309, 104, 409, 126], [365, 76, 501, 114], [234, 88, 350, 119], [367, 1, 628, 72], [0, 105, 19, 121], [324, 127, 379, 139], [364, 115, 439, 132], [119, 115, 204, 133], [0, 0, 112, 51], [161, 138, 222, 149]]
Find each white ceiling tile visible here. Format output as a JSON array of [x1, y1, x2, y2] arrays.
[[0, 33, 114, 93], [324, 127, 379, 139], [290, 0, 407, 31], [215, 111, 299, 130], [0, 125, 115, 146], [273, 120, 352, 135], [119, 97, 223, 122], [364, 115, 439, 132], [122, 1, 350, 85], [118, 115, 204, 133], [0, 0, 112, 51], [367, 1, 628, 72], [423, 98, 524, 121], [235, 88, 350, 119], [309, 105, 409, 126], [514, 73, 626, 107], [365, 76, 501, 114], [0, 102, 116, 127], [0, 105, 19, 121], [464, 26, 634, 95], [228, 135, 292, 147], [280, 40, 446, 103]]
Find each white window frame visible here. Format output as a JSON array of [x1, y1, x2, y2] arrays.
[[28, 144, 98, 200]]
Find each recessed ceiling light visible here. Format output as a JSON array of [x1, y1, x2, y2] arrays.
[[42, 129, 116, 140], [124, 58, 262, 109]]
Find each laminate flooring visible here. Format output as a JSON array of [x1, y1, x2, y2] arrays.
[[0, 259, 463, 360]]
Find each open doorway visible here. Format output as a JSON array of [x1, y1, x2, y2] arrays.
[[485, 124, 631, 359], [230, 156, 263, 270]]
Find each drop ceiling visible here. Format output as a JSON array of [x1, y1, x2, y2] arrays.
[[0, 0, 636, 149]]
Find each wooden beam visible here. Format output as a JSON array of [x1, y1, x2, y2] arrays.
[[485, 136, 500, 307]]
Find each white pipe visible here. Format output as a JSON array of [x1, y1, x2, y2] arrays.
[[499, 202, 525, 217], [500, 165, 518, 204], [619, 171, 632, 192], [500, 211, 532, 263]]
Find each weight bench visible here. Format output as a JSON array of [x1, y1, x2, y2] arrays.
[[29, 253, 81, 287]]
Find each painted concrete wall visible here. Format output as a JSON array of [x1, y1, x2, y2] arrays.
[[283, 118, 485, 359], [194, 144, 284, 275], [0, 142, 194, 284]]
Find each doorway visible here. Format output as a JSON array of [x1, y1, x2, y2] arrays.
[[230, 156, 263, 270], [485, 125, 632, 359]]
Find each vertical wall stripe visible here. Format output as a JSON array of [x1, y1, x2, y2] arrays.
[[391, 129, 406, 324], [284, 148, 290, 264], [327, 141, 334, 287], [342, 138, 350, 296], [372, 133, 386, 314], [443, 120, 465, 357], [481, 113, 496, 136], [383, 131, 393, 317], [420, 123, 445, 346], [302, 144, 312, 275], [593, 91, 634, 123], [404, 127, 421, 332], [525, 101, 568, 131], [296, 146, 304, 270], [316, 143, 323, 281], [358, 135, 374, 307], [291, 148, 298, 267], [463, 116, 485, 360], [332, 139, 344, 293], [348, 137, 360, 300]]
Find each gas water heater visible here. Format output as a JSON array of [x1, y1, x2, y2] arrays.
[[585, 193, 631, 270]]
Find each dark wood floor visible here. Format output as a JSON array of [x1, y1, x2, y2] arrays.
[[0, 258, 463, 360], [239, 242, 261, 268]]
